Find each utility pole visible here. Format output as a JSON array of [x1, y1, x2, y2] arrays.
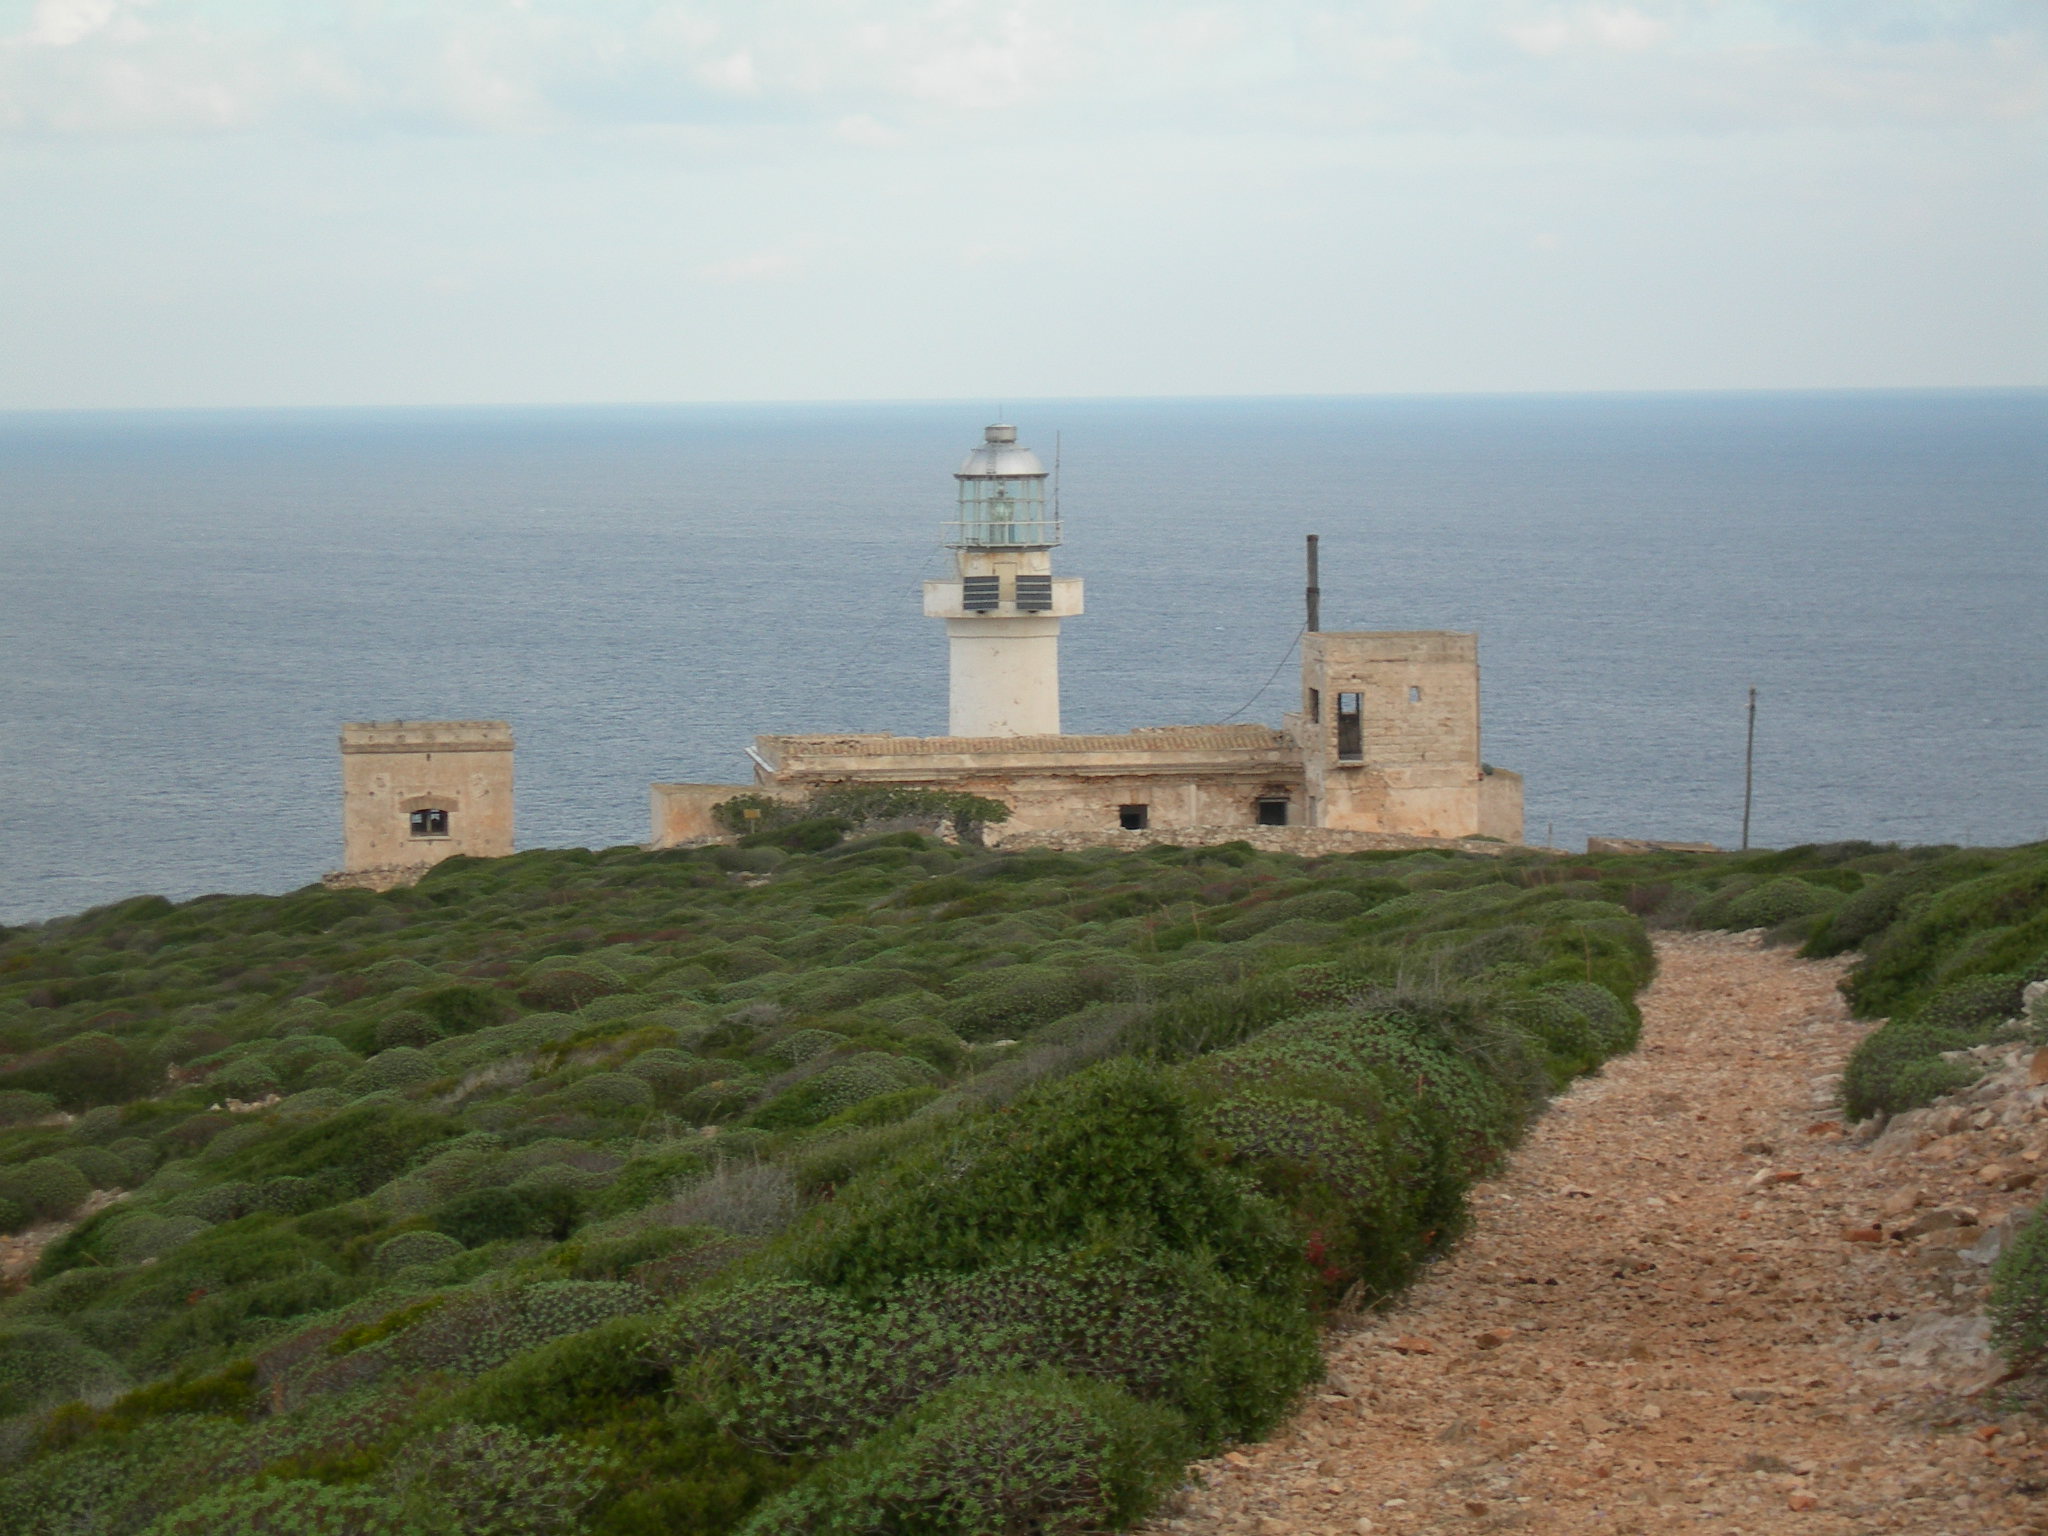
[[1305, 534, 1321, 633], [1741, 686, 1757, 851]]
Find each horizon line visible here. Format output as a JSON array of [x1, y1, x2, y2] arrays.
[[3, 382, 2045, 420]]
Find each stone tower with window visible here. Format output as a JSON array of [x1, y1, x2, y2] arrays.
[[330, 720, 514, 890], [922, 424, 1084, 737], [1292, 632, 1520, 840]]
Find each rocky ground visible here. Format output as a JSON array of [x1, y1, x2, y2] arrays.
[[1146, 931, 2046, 1536]]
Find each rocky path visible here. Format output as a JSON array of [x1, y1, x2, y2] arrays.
[[1148, 931, 2040, 1536]]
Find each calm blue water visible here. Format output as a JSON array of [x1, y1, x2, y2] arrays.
[[2, 392, 2043, 924]]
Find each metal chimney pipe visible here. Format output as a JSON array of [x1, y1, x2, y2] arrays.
[[1305, 534, 1321, 633]]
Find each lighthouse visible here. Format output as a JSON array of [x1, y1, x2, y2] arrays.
[[921, 423, 1084, 737]]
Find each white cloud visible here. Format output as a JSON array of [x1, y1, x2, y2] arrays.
[[27, 0, 130, 48], [0, 3, 2035, 142]]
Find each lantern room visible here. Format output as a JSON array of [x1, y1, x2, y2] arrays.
[[948, 423, 1058, 548]]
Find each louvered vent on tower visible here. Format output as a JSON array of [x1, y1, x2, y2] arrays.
[[1014, 575, 1053, 612], [961, 576, 1001, 612]]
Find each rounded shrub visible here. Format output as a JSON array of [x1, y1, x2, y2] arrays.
[[1992, 1209, 2048, 1378], [131, 1478, 404, 1536], [752, 1054, 938, 1132], [388, 1421, 611, 1535], [0, 1156, 92, 1225], [373, 1010, 447, 1051], [0, 1089, 57, 1127], [1917, 973, 2026, 1032], [432, 1185, 582, 1247], [206, 1058, 282, 1100], [737, 1369, 1186, 1536], [60, 1144, 129, 1191], [342, 1047, 440, 1096], [0, 1325, 128, 1416], [1842, 1022, 1977, 1120], [560, 1072, 655, 1113], [374, 1229, 465, 1275], [1700, 877, 1842, 931], [941, 965, 1092, 1040], [517, 957, 628, 1011]]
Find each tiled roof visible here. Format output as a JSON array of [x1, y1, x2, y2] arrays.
[[759, 724, 1289, 759]]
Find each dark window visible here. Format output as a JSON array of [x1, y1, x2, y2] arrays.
[[1014, 574, 1053, 612], [1118, 804, 1149, 831], [962, 575, 1000, 612], [410, 808, 449, 837], [1409, 685, 1422, 703], [1308, 687, 1321, 723], [1256, 798, 1289, 827], [1336, 692, 1363, 762]]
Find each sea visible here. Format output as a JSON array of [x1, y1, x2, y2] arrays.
[[2, 390, 2043, 926]]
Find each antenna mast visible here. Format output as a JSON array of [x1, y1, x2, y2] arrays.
[[1741, 686, 1758, 851]]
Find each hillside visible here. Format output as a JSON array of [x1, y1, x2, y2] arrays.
[[0, 833, 2042, 1534]]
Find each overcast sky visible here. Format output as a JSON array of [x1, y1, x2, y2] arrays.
[[1, 1, 2041, 410]]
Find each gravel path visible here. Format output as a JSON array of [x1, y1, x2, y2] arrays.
[[1147, 931, 2038, 1536]]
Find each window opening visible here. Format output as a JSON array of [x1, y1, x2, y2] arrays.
[[1336, 692, 1363, 762], [409, 808, 449, 838], [1308, 688, 1321, 724], [1256, 798, 1289, 827], [1409, 685, 1422, 703], [1118, 804, 1149, 831]]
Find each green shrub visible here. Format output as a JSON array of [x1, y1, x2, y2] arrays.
[[136, 1478, 407, 1536], [60, 1143, 129, 1190], [1697, 877, 1841, 931], [788, 1060, 1300, 1301], [206, 1057, 284, 1100], [737, 1369, 1185, 1536], [752, 1054, 938, 1132], [941, 965, 1094, 1040], [341, 1046, 439, 1096], [519, 959, 629, 1011], [381, 1281, 652, 1378], [389, 1421, 612, 1536], [0, 1088, 58, 1125], [1846, 851, 2048, 1017], [1842, 1022, 1981, 1119], [1916, 973, 2027, 1032], [0, 1324, 128, 1415], [374, 1229, 465, 1275], [433, 1185, 583, 1246], [372, 1009, 446, 1051], [0, 1155, 92, 1225], [415, 983, 513, 1035], [1991, 1209, 2048, 1376]]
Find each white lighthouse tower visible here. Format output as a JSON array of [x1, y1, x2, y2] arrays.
[[922, 423, 1084, 737]]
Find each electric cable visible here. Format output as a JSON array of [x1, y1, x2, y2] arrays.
[[1217, 624, 1306, 724]]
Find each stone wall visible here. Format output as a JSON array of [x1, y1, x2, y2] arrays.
[[321, 863, 437, 893], [987, 823, 1519, 858]]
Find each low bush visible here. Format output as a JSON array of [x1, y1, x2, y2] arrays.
[[1992, 1210, 2048, 1379], [0, 1155, 92, 1226], [0, 1324, 127, 1416], [374, 1229, 465, 1275], [737, 1369, 1185, 1536]]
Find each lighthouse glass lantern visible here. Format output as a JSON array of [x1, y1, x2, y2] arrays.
[[949, 424, 1058, 548], [923, 423, 1084, 738]]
